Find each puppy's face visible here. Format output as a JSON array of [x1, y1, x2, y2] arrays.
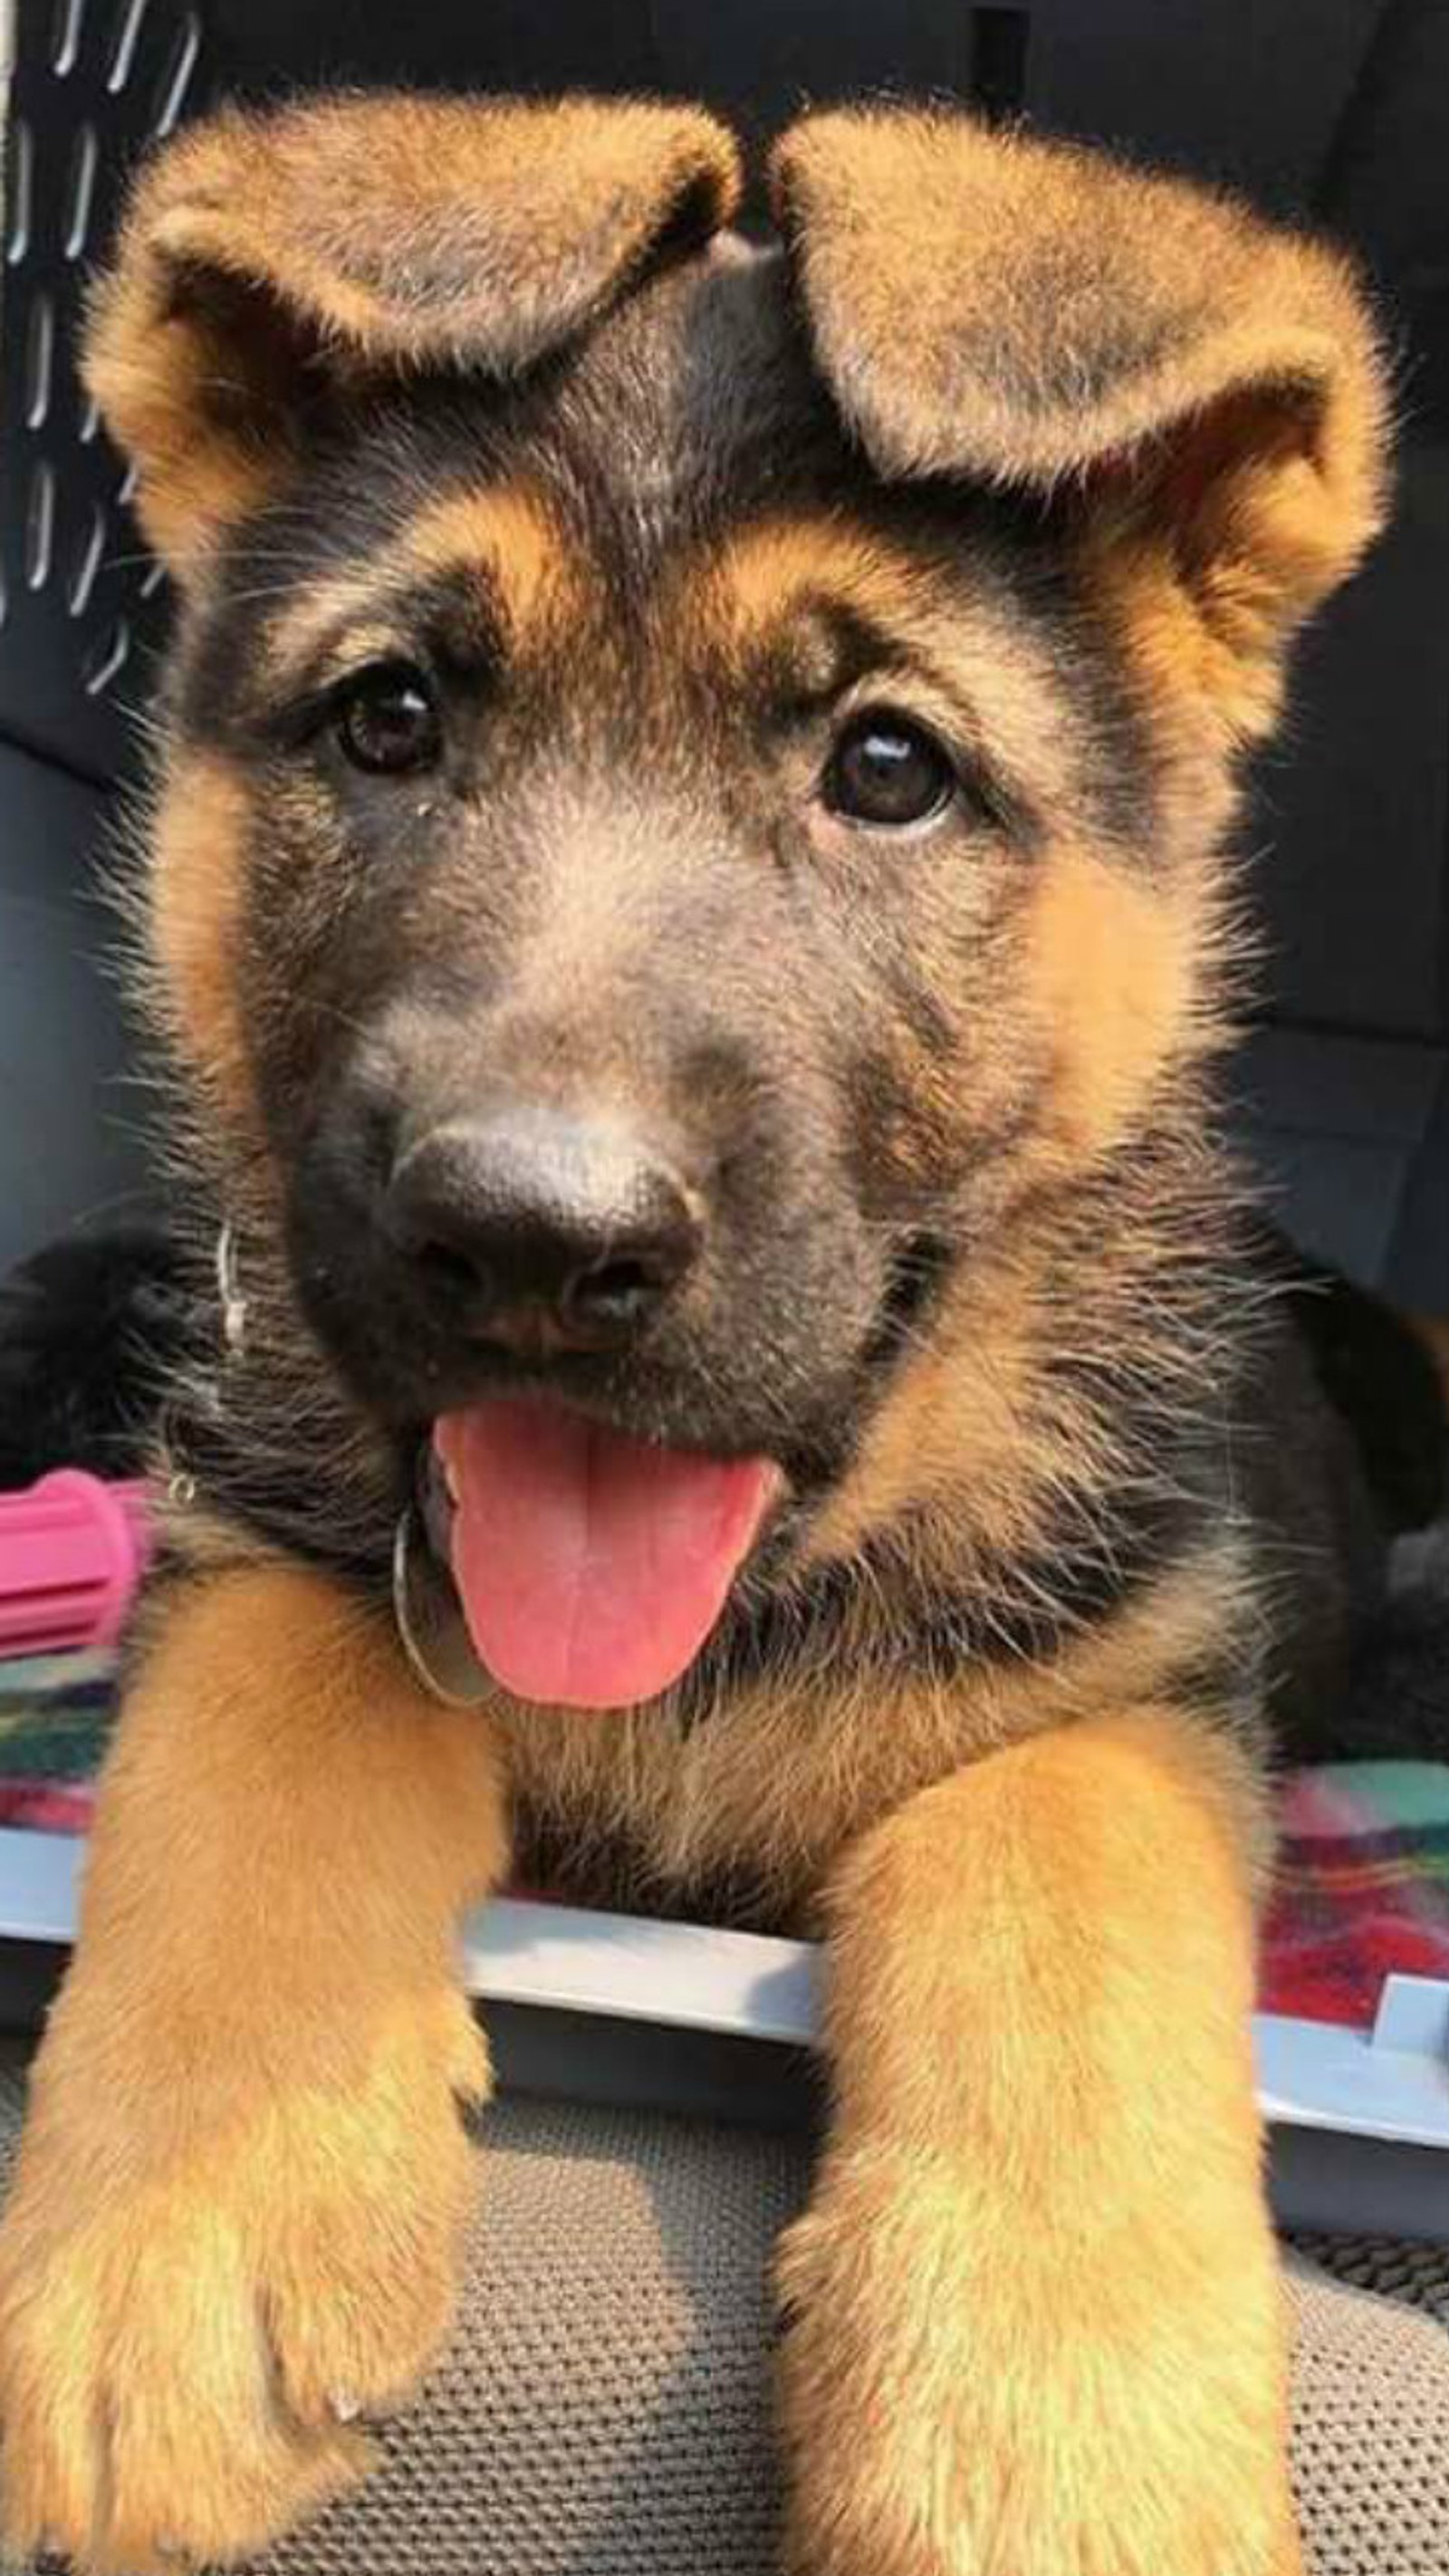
[[91, 98, 1387, 1706], [170, 256, 1145, 1467]]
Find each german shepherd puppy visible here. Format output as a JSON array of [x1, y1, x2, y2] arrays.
[[0, 94, 1394, 2576]]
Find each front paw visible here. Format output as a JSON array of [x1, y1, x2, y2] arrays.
[[777, 2151, 1302, 2576], [0, 1991, 487, 2573]]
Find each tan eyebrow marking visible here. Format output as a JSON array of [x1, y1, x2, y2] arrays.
[[700, 512, 1084, 818], [262, 481, 575, 691], [288, 619, 415, 696], [264, 575, 398, 692], [705, 515, 921, 649], [401, 481, 570, 634]]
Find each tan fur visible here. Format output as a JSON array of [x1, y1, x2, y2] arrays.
[[777, 1707, 1296, 2576], [0, 1568, 508, 2572], [1023, 845, 1217, 1166], [143, 752, 254, 1124], [711, 516, 929, 641], [405, 484, 573, 632]]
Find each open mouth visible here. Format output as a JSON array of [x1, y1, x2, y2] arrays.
[[434, 1398, 782, 1711], [422, 1231, 947, 1711]]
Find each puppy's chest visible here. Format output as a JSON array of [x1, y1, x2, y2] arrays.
[[494, 1664, 1026, 1930], [490, 1533, 1265, 1924]]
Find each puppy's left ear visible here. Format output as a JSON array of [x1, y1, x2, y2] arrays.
[[772, 110, 1392, 742]]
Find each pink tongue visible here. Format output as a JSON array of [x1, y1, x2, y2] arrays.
[[434, 1401, 776, 1711]]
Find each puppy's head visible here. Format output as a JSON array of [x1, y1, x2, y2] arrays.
[[90, 95, 1389, 1707]]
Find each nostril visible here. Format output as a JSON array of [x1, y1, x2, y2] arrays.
[[565, 1252, 668, 1326], [413, 1236, 485, 1299]]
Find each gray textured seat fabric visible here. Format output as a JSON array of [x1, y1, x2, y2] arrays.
[[2, 2069, 1447, 2574], [1288, 2260, 1449, 2574]]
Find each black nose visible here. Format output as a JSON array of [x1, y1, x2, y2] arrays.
[[384, 1107, 703, 1355]]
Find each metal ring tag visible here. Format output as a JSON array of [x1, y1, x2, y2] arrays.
[[215, 1223, 248, 1355], [391, 1503, 494, 1707]]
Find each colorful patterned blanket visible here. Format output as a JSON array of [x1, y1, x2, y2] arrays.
[[5, 1650, 1449, 2031], [0, 1650, 114, 1836], [1260, 1762, 1449, 2023]]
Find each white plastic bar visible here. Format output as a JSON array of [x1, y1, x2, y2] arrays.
[[0, 1823, 82, 1942], [1372, 1971, 1449, 2058], [462, 1897, 819, 2043], [3, 1827, 1446, 2148]]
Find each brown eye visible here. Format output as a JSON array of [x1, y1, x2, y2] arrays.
[[334, 663, 441, 775], [824, 709, 955, 829]]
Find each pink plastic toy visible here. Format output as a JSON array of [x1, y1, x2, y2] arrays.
[[0, 1471, 154, 1658]]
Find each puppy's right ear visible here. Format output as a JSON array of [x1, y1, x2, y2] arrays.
[[85, 91, 740, 577]]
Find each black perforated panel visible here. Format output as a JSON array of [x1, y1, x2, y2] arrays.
[[0, 0, 210, 783]]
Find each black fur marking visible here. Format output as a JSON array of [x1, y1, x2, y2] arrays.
[[1267, 1235, 1448, 1536], [169, 1403, 401, 1595], [0, 1231, 202, 1486]]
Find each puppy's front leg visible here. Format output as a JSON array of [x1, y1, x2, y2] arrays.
[[0, 1564, 508, 2575], [780, 1708, 1299, 2576]]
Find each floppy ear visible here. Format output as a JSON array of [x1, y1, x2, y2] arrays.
[[771, 110, 1391, 741], [85, 91, 741, 575]]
